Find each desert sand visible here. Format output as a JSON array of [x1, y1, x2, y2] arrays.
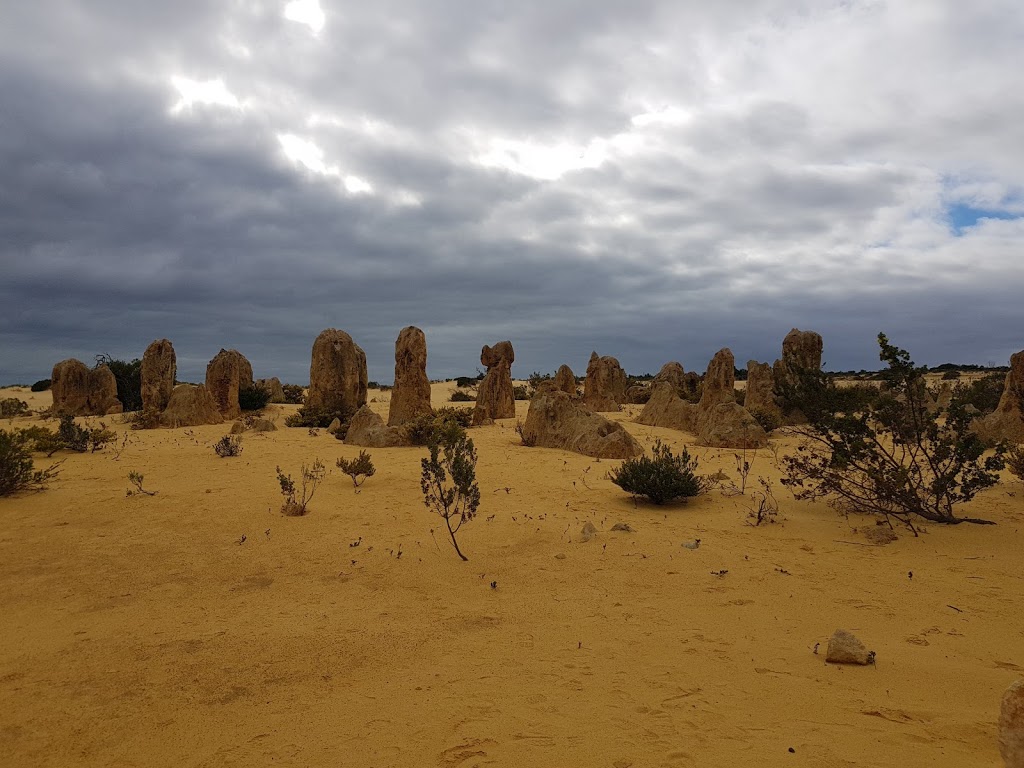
[[1, 382, 1022, 767]]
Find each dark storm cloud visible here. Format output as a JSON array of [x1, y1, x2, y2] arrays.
[[1, 1, 1022, 386]]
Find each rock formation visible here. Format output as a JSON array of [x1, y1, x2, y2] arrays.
[[1001, 679, 1024, 768], [160, 384, 224, 428], [744, 360, 782, 426], [306, 329, 368, 417], [257, 377, 286, 404], [51, 359, 122, 416], [638, 349, 768, 449], [522, 389, 643, 459], [694, 349, 769, 448], [582, 352, 628, 412], [553, 364, 577, 396], [388, 326, 432, 426], [346, 405, 411, 447], [472, 341, 515, 425], [973, 351, 1024, 445], [205, 349, 254, 420], [141, 339, 176, 414], [773, 328, 824, 423]]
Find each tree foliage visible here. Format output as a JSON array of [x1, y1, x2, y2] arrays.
[[420, 422, 480, 561]]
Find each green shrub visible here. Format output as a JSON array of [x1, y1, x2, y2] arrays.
[[609, 440, 708, 505], [1007, 445, 1024, 481], [0, 398, 31, 418], [281, 384, 305, 404], [782, 334, 1004, 531], [449, 390, 475, 402], [0, 430, 61, 496], [95, 355, 142, 412], [513, 385, 531, 400], [407, 407, 473, 446], [941, 370, 960, 381], [336, 450, 375, 489], [238, 385, 271, 412], [30, 379, 51, 392], [420, 423, 480, 560], [953, 372, 1005, 415], [748, 407, 781, 433], [285, 404, 352, 429], [277, 459, 325, 516]]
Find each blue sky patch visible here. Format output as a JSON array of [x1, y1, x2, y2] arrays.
[[947, 203, 1022, 234]]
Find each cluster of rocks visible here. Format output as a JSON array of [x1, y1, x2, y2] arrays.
[[51, 359, 122, 416], [638, 349, 769, 449]]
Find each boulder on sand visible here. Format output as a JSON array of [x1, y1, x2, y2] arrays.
[[523, 389, 642, 459], [160, 384, 224, 428]]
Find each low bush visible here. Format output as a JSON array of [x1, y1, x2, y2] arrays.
[[0, 429, 61, 496], [277, 459, 326, 516], [941, 370, 960, 381], [285, 404, 352, 429], [238, 385, 271, 412], [449, 390, 475, 402], [30, 379, 51, 392], [609, 440, 709, 505], [1007, 445, 1024, 481], [748, 407, 781, 433], [336, 450, 375, 489], [282, 384, 305, 405], [513, 385, 531, 401], [953, 372, 1006, 415], [214, 435, 243, 457], [0, 398, 31, 418], [407, 407, 474, 446]]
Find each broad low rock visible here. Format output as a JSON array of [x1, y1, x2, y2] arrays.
[[160, 384, 224, 428], [388, 326, 432, 426], [973, 351, 1024, 445], [1001, 679, 1024, 768], [51, 359, 122, 416], [825, 629, 873, 665], [636, 381, 697, 431], [523, 389, 642, 459], [579, 522, 598, 543], [141, 339, 176, 413], [257, 377, 286, 404], [205, 349, 254, 420], [345, 405, 410, 447], [472, 341, 515, 425], [553, 364, 577, 396], [306, 329, 368, 417], [252, 418, 277, 432], [582, 352, 628, 412]]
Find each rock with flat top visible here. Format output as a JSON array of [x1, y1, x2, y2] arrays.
[[825, 629, 873, 665]]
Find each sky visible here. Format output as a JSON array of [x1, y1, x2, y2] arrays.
[[1, 1, 1022, 385]]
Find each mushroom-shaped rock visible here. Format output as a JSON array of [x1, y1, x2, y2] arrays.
[[472, 340, 516, 425]]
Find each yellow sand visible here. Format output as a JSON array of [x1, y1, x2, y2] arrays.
[[1, 383, 1021, 767]]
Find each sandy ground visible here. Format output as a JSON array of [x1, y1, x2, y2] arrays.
[[1, 383, 1022, 767]]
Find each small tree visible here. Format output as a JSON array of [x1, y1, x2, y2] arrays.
[[277, 459, 326, 516], [336, 450, 375, 489], [420, 422, 481, 561], [782, 334, 1004, 532], [609, 440, 708, 505]]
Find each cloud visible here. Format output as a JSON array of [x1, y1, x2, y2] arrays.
[[1, 1, 1022, 386]]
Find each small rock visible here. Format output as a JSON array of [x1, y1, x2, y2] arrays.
[[554, 553, 567, 560], [229, 421, 246, 434], [681, 539, 701, 550], [610, 522, 634, 533], [580, 522, 598, 543], [326, 417, 342, 434], [1001, 679, 1024, 768], [252, 418, 277, 432], [825, 629, 874, 665]]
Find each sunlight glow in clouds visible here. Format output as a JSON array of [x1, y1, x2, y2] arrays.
[[284, 0, 325, 34], [277, 133, 373, 196], [171, 77, 242, 113]]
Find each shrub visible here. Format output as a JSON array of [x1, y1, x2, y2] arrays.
[[745, 478, 779, 526], [285, 404, 352, 429], [515, 419, 535, 447], [336, 450, 375, 489], [238, 385, 271, 412], [126, 470, 156, 496], [95, 355, 142, 412], [953, 372, 1005, 415], [406, 407, 473, 446], [0, 430, 61, 496], [420, 423, 481, 561], [734, 388, 746, 406], [748, 407, 781, 433], [0, 398, 31, 418], [513, 385, 531, 401], [127, 408, 162, 430], [941, 370, 960, 381], [609, 440, 709, 505], [277, 459, 326, 516], [449, 390, 475, 402], [781, 334, 1004, 532], [30, 379, 51, 392], [455, 375, 482, 389], [214, 435, 243, 457], [282, 384, 305, 405]]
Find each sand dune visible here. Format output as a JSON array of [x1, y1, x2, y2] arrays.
[[1, 383, 1021, 767]]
